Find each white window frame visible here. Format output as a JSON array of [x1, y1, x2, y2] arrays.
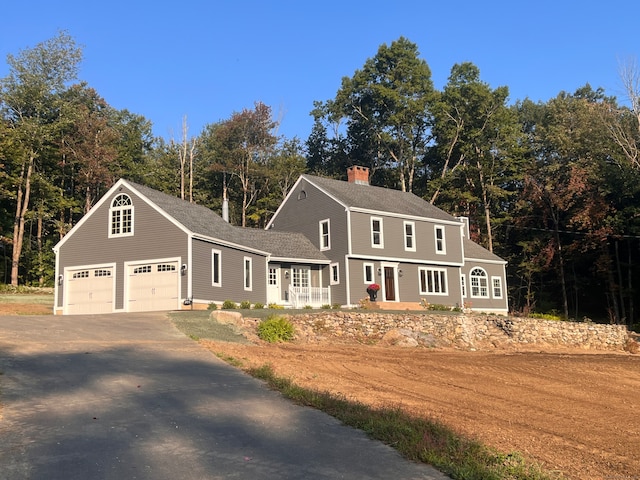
[[330, 262, 340, 285], [363, 263, 375, 284], [434, 225, 446, 254], [211, 249, 222, 287], [292, 266, 310, 288], [268, 267, 278, 286], [371, 217, 384, 248], [403, 221, 416, 252], [418, 267, 448, 295], [470, 267, 489, 298], [109, 193, 134, 238], [243, 256, 252, 291], [319, 219, 330, 251], [491, 276, 503, 299]]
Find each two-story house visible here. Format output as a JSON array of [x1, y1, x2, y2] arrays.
[[267, 166, 508, 314], [52, 167, 508, 315]]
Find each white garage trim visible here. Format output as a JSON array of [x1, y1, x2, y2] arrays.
[[124, 257, 182, 312], [63, 263, 116, 315]]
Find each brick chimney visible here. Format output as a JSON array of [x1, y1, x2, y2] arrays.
[[347, 165, 370, 185]]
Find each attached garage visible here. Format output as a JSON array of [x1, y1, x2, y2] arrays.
[[64, 266, 115, 315], [126, 260, 180, 312]]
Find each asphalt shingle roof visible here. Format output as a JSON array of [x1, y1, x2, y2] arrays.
[[462, 238, 506, 263], [303, 174, 458, 222], [129, 181, 328, 262]]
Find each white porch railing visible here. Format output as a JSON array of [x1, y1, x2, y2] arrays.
[[288, 286, 330, 308]]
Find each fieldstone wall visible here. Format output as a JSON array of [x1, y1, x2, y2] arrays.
[[289, 311, 632, 351]]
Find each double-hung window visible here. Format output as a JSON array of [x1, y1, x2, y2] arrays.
[[319, 219, 330, 250], [419, 268, 448, 295], [492, 276, 503, 299], [434, 226, 446, 254], [292, 267, 310, 288], [404, 221, 415, 251], [371, 217, 384, 248]]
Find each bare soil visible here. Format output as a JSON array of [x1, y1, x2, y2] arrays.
[[3, 301, 637, 479], [202, 339, 640, 480]]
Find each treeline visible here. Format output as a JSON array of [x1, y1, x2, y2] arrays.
[[1, 33, 639, 327]]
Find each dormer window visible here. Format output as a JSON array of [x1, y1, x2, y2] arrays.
[[109, 193, 134, 237]]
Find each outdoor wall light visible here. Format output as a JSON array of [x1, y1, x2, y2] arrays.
[[284, 270, 290, 279], [58, 274, 63, 286], [377, 268, 382, 276], [398, 269, 403, 277], [181, 264, 187, 275]]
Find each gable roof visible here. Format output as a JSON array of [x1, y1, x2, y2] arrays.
[[125, 181, 329, 262], [302, 174, 459, 223]]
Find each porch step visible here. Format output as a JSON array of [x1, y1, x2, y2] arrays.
[[372, 301, 423, 311]]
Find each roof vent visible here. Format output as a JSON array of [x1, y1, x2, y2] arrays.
[[347, 165, 369, 185]]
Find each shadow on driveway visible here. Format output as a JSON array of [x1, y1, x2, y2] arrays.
[[0, 313, 448, 479]]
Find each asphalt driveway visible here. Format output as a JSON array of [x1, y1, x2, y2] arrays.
[[0, 313, 448, 479]]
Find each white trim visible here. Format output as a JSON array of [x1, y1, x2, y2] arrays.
[[470, 267, 489, 298], [62, 262, 116, 315], [418, 267, 448, 296], [243, 256, 253, 291], [349, 206, 462, 226], [346, 253, 464, 267], [435, 225, 446, 255], [380, 261, 400, 302], [330, 262, 340, 285], [319, 218, 331, 251], [212, 249, 222, 287], [123, 256, 182, 311], [403, 220, 416, 252], [491, 276, 504, 299], [464, 256, 508, 265], [371, 217, 384, 248], [363, 262, 375, 284]]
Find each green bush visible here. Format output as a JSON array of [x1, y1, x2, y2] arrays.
[[207, 302, 218, 310], [253, 302, 265, 309], [321, 304, 332, 310], [268, 303, 284, 309], [222, 300, 238, 309], [239, 300, 251, 309], [257, 315, 295, 343]]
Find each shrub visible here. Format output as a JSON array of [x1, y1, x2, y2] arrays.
[[222, 300, 238, 310], [257, 315, 295, 343], [321, 304, 332, 310], [268, 303, 284, 309], [207, 302, 218, 311], [332, 303, 341, 310], [253, 302, 265, 309], [239, 300, 251, 309], [303, 305, 313, 309]]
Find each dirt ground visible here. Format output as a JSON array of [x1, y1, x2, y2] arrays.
[[3, 301, 637, 479], [202, 339, 640, 480], [0, 302, 52, 315]]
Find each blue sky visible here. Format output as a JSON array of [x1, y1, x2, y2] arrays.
[[2, 0, 637, 142]]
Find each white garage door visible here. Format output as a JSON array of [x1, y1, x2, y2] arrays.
[[66, 267, 114, 315], [127, 261, 179, 312]]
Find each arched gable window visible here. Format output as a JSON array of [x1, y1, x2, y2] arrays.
[[109, 193, 134, 237], [470, 267, 489, 298]]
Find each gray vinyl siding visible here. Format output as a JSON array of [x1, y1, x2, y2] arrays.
[[347, 259, 463, 306], [461, 261, 508, 311], [56, 186, 188, 310], [349, 211, 464, 265], [191, 238, 267, 304], [271, 178, 350, 303]]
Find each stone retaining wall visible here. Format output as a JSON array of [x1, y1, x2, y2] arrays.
[[289, 311, 631, 351]]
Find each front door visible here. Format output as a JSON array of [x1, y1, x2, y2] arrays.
[[267, 266, 280, 304], [384, 266, 396, 301]]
